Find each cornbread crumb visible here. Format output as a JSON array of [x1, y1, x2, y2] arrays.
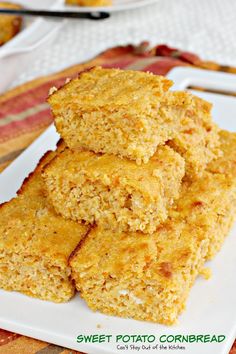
[[43, 146, 185, 233], [0, 144, 89, 303], [48, 86, 57, 96], [70, 132, 236, 324], [199, 267, 212, 280], [0, 2, 22, 46], [48, 66, 173, 164]]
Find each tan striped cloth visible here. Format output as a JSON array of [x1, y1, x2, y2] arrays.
[[0, 42, 235, 354]]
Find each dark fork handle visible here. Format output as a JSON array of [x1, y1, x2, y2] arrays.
[[0, 8, 110, 20]]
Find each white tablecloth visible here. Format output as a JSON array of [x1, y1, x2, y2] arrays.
[[11, 0, 236, 88]]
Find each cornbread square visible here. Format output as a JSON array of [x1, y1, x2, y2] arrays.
[[0, 146, 89, 303], [48, 66, 173, 164], [178, 177, 236, 261], [0, 2, 22, 46], [70, 132, 236, 324], [66, 0, 112, 6], [163, 92, 220, 178], [42, 146, 185, 233], [71, 223, 207, 325]]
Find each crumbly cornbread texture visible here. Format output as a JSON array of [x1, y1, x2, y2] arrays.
[[66, 0, 112, 6], [163, 91, 220, 178], [48, 67, 219, 170], [0, 146, 89, 303], [177, 175, 236, 260], [207, 130, 236, 177], [42, 146, 185, 233], [48, 66, 173, 164], [70, 132, 236, 324], [0, 2, 22, 46]]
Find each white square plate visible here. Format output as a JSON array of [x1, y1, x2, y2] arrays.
[[0, 68, 236, 354]]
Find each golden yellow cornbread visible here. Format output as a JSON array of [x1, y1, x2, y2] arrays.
[[48, 66, 173, 164], [163, 91, 220, 178], [0, 2, 22, 46], [42, 146, 185, 233], [207, 130, 236, 177], [48, 67, 220, 173], [66, 0, 112, 6], [70, 222, 207, 325], [69, 132, 236, 324], [0, 144, 89, 303]]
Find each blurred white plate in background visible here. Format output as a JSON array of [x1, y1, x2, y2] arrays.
[[0, 0, 63, 93], [60, 0, 158, 13]]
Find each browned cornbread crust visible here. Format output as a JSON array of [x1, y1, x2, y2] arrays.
[[0, 144, 89, 303], [0, 2, 22, 46], [48, 66, 173, 164], [66, 0, 112, 6], [163, 91, 220, 178], [70, 131, 236, 324], [42, 146, 185, 233]]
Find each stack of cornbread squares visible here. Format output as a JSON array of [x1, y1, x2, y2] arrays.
[[0, 67, 236, 325]]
